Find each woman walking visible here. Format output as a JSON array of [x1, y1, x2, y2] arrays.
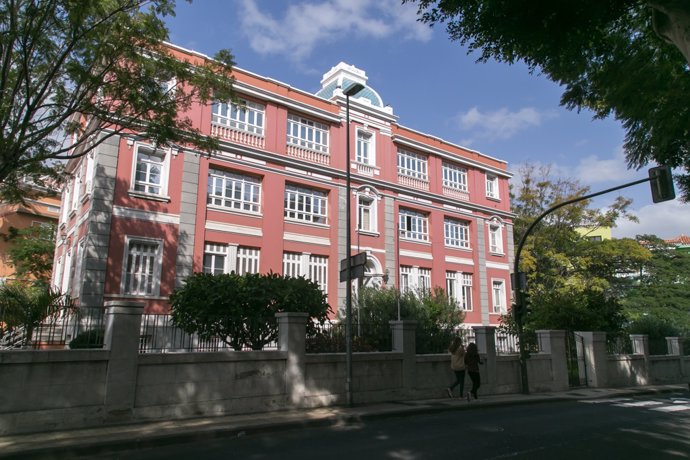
[[465, 342, 482, 400], [446, 337, 466, 398]]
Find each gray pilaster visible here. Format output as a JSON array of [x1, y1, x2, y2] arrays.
[[384, 196, 396, 286], [80, 135, 119, 307], [175, 153, 200, 288], [337, 187, 347, 317], [476, 217, 489, 325]]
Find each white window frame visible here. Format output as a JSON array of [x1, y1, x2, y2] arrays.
[[212, 99, 265, 136], [442, 163, 468, 192], [71, 239, 85, 298], [70, 175, 80, 212], [207, 168, 262, 214], [203, 243, 261, 275], [444, 217, 471, 249], [357, 193, 377, 234], [397, 149, 428, 181], [418, 268, 431, 292], [488, 220, 504, 254], [131, 144, 170, 198], [287, 114, 329, 154], [282, 252, 329, 294], [53, 255, 64, 291], [399, 265, 431, 294], [446, 271, 473, 311], [399, 209, 429, 242], [492, 279, 507, 313], [61, 248, 72, 294], [356, 129, 375, 165], [121, 236, 163, 296], [400, 266, 413, 294], [284, 184, 328, 225], [486, 173, 499, 200]]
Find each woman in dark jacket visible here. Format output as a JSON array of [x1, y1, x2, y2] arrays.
[[464, 342, 482, 400]]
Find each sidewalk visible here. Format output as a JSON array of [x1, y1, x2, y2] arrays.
[[0, 384, 686, 459]]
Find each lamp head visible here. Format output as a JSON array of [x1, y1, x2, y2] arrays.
[[344, 82, 365, 97]]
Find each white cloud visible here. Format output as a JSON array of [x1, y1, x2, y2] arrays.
[[612, 199, 690, 239], [456, 106, 554, 142], [573, 147, 639, 185], [239, 0, 432, 61]]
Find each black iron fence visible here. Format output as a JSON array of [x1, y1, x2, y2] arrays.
[[0, 306, 105, 350]]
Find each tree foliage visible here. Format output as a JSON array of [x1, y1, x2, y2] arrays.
[[509, 164, 650, 333], [0, 281, 74, 346], [353, 286, 465, 354], [0, 0, 235, 202], [407, 0, 690, 199], [622, 235, 690, 333], [2, 223, 56, 284], [169, 272, 332, 351]]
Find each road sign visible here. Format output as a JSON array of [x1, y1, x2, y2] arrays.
[[339, 265, 365, 282], [340, 252, 367, 271]]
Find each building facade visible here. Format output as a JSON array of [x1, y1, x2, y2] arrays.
[[0, 180, 61, 284], [52, 45, 514, 327]]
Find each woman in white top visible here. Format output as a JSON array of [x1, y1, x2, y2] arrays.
[[446, 337, 466, 398]]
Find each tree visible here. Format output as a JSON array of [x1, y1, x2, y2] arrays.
[[0, 0, 235, 202], [508, 165, 651, 333], [622, 234, 690, 333], [169, 272, 331, 351], [2, 223, 56, 284], [406, 1, 690, 199], [0, 282, 74, 347]]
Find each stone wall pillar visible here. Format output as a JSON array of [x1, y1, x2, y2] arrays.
[[630, 334, 649, 356], [390, 320, 417, 394], [666, 337, 683, 356], [472, 326, 496, 394], [276, 312, 308, 406], [536, 330, 569, 391], [103, 301, 144, 421], [575, 331, 608, 388]]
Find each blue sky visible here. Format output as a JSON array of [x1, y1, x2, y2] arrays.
[[165, 0, 690, 239]]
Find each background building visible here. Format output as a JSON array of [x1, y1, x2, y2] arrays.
[[0, 179, 60, 284], [52, 45, 514, 327]]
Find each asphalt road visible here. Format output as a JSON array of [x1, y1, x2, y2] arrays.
[[92, 392, 690, 459]]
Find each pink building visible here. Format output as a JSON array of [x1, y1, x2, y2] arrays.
[[52, 45, 514, 327]]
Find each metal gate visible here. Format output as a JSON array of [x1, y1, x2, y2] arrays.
[[565, 331, 587, 387]]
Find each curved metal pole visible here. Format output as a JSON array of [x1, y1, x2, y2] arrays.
[[512, 176, 650, 394]]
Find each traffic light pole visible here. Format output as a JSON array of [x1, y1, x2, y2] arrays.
[[512, 175, 653, 395]]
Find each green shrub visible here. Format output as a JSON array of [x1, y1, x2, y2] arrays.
[[69, 328, 104, 349]]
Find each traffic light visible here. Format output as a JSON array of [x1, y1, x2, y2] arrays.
[[648, 166, 675, 203]]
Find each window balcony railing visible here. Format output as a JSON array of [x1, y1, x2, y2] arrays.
[[355, 163, 376, 177], [442, 186, 470, 201], [211, 123, 265, 149], [286, 144, 330, 165], [398, 174, 429, 191]]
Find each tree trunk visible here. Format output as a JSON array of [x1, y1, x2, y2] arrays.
[[649, 0, 690, 65]]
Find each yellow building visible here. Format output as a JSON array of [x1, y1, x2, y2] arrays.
[[576, 226, 612, 242]]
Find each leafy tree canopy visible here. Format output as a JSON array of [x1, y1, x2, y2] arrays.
[[170, 272, 331, 351], [509, 164, 651, 333], [0, 0, 235, 202], [622, 234, 690, 333], [2, 223, 56, 284], [407, 0, 690, 199]]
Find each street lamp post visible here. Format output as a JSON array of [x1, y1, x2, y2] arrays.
[[344, 82, 364, 407]]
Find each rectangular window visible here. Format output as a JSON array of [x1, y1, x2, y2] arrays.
[[489, 223, 503, 254], [399, 209, 429, 242], [492, 280, 506, 313], [418, 268, 431, 292], [71, 239, 85, 298], [123, 238, 162, 296], [486, 174, 499, 199], [212, 99, 265, 136], [397, 149, 428, 180], [446, 272, 473, 311], [287, 114, 329, 154], [444, 217, 471, 249], [400, 266, 412, 293], [283, 252, 328, 294], [133, 145, 167, 196], [203, 243, 227, 275], [442, 163, 468, 192], [356, 130, 374, 165], [357, 194, 376, 233], [284, 184, 328, 225], [207, 169, 261, 213], [236, 247, 260, 275]]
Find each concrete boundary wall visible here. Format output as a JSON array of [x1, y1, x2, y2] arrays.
[[1, 303, 688, 436]]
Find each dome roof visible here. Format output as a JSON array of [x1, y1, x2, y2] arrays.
[[315, 62, 387, 111]]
